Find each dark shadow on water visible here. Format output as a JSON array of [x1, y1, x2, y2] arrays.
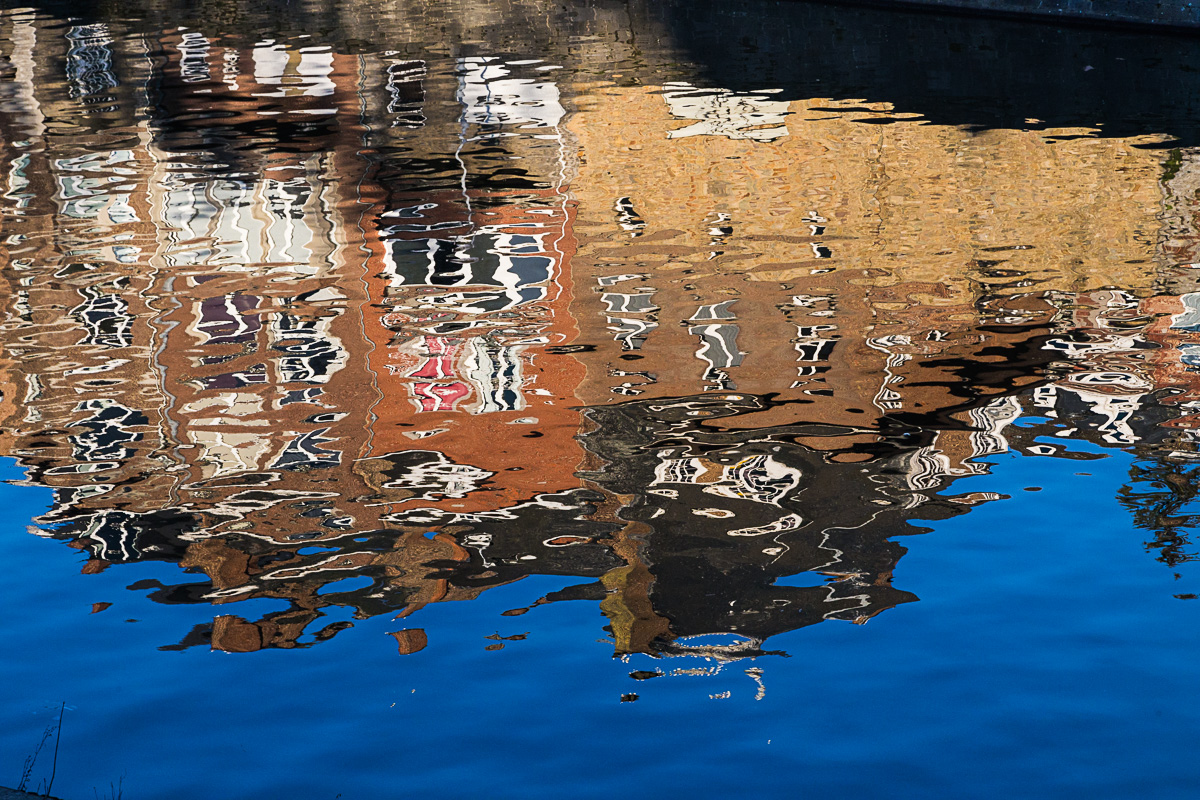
[[658, 0, 1200, 146], [17, 0, 1200, 144]]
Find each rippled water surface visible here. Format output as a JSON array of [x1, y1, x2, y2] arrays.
[[1, 1, 1199, 797]]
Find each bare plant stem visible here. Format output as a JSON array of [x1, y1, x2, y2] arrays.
[[45, 701, 64, 798], [17, 725, 53, 792]]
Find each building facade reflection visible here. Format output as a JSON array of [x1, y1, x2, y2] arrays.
[[0, 2, 1197, 666]]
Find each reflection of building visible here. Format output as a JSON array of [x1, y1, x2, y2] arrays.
[[574, 394, 967, 658], [1, 4, 1199, 666], [563, 83, 1169, 438], [363, 185, 588, 515], [555, 81, 1200, 617], [0, 20, 599, 651]]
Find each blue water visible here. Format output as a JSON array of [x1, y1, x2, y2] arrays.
[[3, 438, 1195, 799], [3, 2, 1200, 796]]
